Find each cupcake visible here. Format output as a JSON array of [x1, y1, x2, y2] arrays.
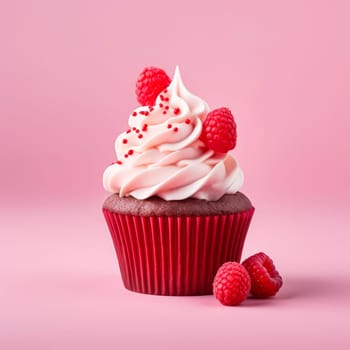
[[102, 66, 254, 295]]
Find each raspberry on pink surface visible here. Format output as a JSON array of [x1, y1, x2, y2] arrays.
[[135, 66, 171, 106], [201, 107, 237, 153], [213, 261, 251, 306], [242, 252, 283, 298]]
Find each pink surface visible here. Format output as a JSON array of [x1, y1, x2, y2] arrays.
[[1, 0, 350, 349]]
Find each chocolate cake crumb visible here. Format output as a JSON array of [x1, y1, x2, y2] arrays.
[[103, 192, 253, 216]]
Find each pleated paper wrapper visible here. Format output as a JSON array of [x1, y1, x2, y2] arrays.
[[103, 208, 254, 296]]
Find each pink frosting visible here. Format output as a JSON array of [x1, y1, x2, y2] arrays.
[[103, 66, 244, 201]]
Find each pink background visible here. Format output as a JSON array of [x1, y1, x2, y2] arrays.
[[1, 0, 349, 349]]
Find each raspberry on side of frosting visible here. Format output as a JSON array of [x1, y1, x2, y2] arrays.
[[201, 107, 237, 153]]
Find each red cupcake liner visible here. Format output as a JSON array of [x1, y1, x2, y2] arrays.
[[103, 208, 254, 296]]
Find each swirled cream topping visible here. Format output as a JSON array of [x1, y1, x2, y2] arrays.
[[103, 66, 244, 201]]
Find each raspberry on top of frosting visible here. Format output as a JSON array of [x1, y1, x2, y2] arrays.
[[103, 66, 244, 201]]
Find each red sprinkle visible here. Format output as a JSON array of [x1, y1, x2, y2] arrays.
[[160, 95, 164, 101], [142, 124, 148, 131], [167, 124, 172, 128], [165, 106, 169, 110], [164, 97, 169, 102], [174, 108, 181, 115], [132, 111, 137, 117], [132, 127, 136, 131], [116, 160, 122, 165], [135, 129, 140, 133], [138, 134, 143, 138], [163, 89, 168, 93], [124, 154, 128, 158], [126, 129, 131, 134], [163, 111, 167, 114], [173, 127, 179, 132], [122, 139, 128, 144], [128, 149, 134, 155], [159, 103, 163, 107], [185, 118, 190, 124]]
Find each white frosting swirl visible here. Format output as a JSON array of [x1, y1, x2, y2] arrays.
[[103, 66, 244, 201]]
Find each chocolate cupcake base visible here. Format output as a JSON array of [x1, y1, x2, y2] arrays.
[[103, 193, 254, 296]]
